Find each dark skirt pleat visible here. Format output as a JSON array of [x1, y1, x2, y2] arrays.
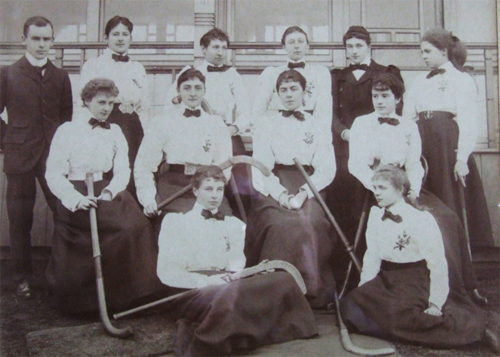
[[340, 261, 486, 348], [105, 104, 144, 200], [417, 116, 493, 247], [244, 166, 337, 308], [45, 180, 163, 313], [169, 272, 318, 356]]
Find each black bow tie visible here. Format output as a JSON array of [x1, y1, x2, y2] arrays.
[[112, 53, 130, 63], [207, 65, 230, 72], [183, 108, 201, 118], [378, 117, 400, 126], [89, 118, 110, 129], [34, 64, 47, 77], [350, 64, 369, 71], [201, 209, 225, 221], [288, 62, 305, 69], [381, 209, 403, 223], [280, 110, 305, 121], [426, 68, 446, 79]]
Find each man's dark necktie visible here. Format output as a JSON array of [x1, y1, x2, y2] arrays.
[[280, 110, 305, 121], [288, 62, 305, 69], [426, 68, 445, 79], [350, 64, 369, 71], [34, 64, 47, 78], [183, 108, 201, 118], [378, 117, 400, 126], [112, 53, 130, 63], [201, 209, 225, 221], [89, 118, 111, 129], [207, 65, 230, 72], [381, 209, 403, 223]]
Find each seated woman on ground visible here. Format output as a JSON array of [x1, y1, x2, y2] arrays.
[[157, 165, 317, 356], [44, 78, 162, 314], [245, 69, 337, 309], [340, 166, 497, 353]]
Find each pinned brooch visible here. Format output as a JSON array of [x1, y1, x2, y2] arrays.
[[223, 236, 231, 252], [394, 230, 411, 251], [303, 132, 314, 145], [203, 139, 212, 152]]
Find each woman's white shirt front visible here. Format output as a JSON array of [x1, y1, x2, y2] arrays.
[[404, 61, 478, 162], [45, 110, 130, 211], [79, 48, 151, 127], [361, 200, 449, 310], [252, 109, 336, 201], [134, 104, 232, 207], [349, 111, 424, 195]]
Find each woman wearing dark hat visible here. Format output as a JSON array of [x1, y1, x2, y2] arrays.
[[327, 26, 404, 277]]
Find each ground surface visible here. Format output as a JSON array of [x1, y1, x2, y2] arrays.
[[1, 256, 498, 356]]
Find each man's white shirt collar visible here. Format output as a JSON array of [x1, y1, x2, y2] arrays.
[[350, 56, 371, 67], [104, 47, 128, 57], [25, 52, 48, 67]]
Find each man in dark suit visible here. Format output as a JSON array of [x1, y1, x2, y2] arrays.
[[0, 16, 73, 297], [327, 26, 403, 278]]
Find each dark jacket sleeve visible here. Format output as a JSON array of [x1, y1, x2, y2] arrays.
[[60, 71, 73, 123], [330, 68, 348, 137]]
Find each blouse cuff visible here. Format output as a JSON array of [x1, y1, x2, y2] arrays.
[[62, 192, 85, 212]]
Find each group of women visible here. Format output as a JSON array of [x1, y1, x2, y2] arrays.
[[42, 15, 496, 355]]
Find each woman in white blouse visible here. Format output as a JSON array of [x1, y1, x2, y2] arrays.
[[252, 26, 332, 132], [44, 78, 161, 314], [245, 70, 336, 308], [404, 28, 493, 248], [340, 166, 496, 351], [79, 16, 150, 200], [350, 73, 484, 303]]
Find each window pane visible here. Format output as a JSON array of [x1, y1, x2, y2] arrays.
[[0, 0, 88, 42], [233, 0, 330, 43], [104, 0, 194, 54], [365, 0, 419, 29]]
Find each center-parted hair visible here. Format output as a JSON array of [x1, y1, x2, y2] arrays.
[[343, 26, 371, 46], [104, 16, 134, 37], [191, 165, 227, 189], [281, 26, 309, 45], [371, 73, 405, 100], [23, 16, 54, 37], [200, 28, 230, 48], [80, 78, 119, 106], [176, 68, 206, 89], [276, 70, 307, 92]]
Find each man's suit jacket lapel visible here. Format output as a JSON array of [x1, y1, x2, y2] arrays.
[[17, 56, 42, 83], [42, 60, 55, 84], [356, 60, 383, 85], [341, 68, 358, 86]]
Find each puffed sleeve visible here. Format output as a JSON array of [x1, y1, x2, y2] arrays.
[[78, 58, 97, 94], [45, 123, 85, 211], [403, 75, 422, 122], [211, 116, 232, 180], [300, 128, 336, 197], [330, 68, 348, 137], [104, 125, 130, 198], [251, 118, 287, 201], [387, 65, 404, 115], [225, 217, 247, 272], [134, 62, 151, 129], [313, 65, 333, 132], [156, 214, 210, 289], [404, 122, 424, 195], [455, 73, 478, 162], [414, 211, 449, 309], [134, 115, 167, 207], [348, 116, 375, 190], [359, 207, 383, 286], [252, 66, 277, 118]]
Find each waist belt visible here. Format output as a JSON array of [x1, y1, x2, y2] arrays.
[[418, 111, 454, 121], [381, 260, 425, 271], [68, 171, 103, 181]]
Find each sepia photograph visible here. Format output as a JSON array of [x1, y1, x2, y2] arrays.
[[0, 0, 499, 355]]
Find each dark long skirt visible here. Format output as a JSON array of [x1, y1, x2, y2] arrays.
[[340, 260, 486, 348], [244, 165, 337, 308], [417, 113, 493, 247], [105, 103, 144, 200], [45, 180, 163, 314], [168, 272, 318, 356]]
